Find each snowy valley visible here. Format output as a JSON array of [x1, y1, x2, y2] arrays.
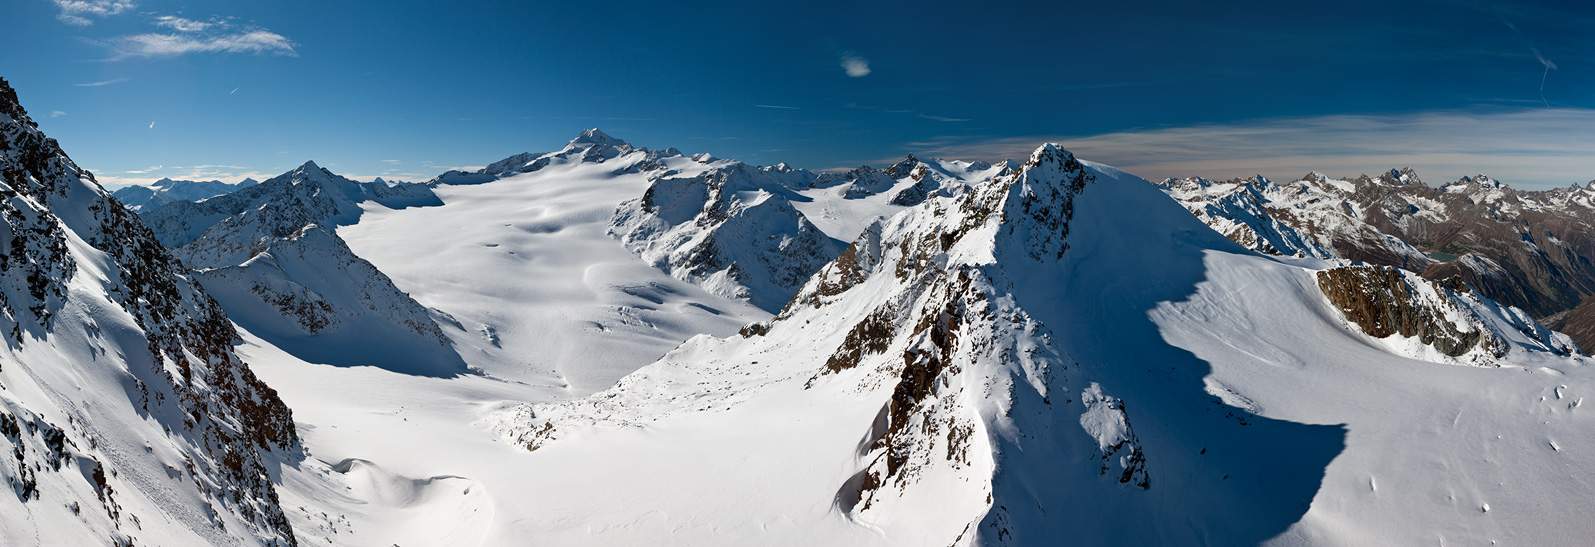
[[5, 75, 1595, 547]]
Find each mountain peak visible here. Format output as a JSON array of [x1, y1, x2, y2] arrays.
[[1020, 143, 1083, 180], [0, 77, 34, 128], [570, 127, 627, 147]]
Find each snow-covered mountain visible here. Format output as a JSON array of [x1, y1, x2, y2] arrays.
[[611, 159, 843, 311], [804, 154, 1013, 208], [1156, 171, 1431, 268], [139, 166, 439, 248], [0, 78, 300, 545], [158, 161, 459, 375], [110, 177, 259, 212], [1160, 170, 1595, 351], [494, 143, 1595, 545], [14, 77, 1595, 545]]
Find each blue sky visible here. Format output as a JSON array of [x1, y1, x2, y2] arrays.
[[3, 0, 1592, 188]]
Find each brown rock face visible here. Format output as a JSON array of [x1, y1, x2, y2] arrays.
[[1164, 169, 1595, 353], [1316, 265, 1492, 357]]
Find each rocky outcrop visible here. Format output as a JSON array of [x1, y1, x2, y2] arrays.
[[610, 160, 843, 311], [1163, 169, 1595, 352], [0, 77, 299, 545], [1316, 264, 1579, 361], [1316, 266, 1492, 357], [509, 143, 1150, 545]]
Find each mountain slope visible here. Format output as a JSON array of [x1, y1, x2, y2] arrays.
[[611, 160, 843, 311], [167, 161, 460, 375], [1161, 170, 1595, 351], [493, 144, 1593, 545], [0, 78, 299, 545]]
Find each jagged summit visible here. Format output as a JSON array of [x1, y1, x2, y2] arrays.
[[570, 127, 627, 147], [1453, 173, 1506, 190]]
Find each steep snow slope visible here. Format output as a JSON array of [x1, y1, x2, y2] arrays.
[[490, 144, 1593, 545], [0, 78, 300, 545], [168, 161, 459, 375], [611, 160, 843, 311]]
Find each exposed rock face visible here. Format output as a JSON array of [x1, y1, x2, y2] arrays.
[[1162, 169, 1595, 352], [1317, 266, 1491, 357], [1316, 264, 1578, 362], [509, 143, 1151, 544], [0, 77, 299, 545], [610, 160, 844, 311]]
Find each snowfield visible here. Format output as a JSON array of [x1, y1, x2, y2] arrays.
[[247, 140, 1595, 545], [7, 82, 1595, 545]]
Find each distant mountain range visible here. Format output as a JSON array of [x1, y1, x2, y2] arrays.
[[1158, 169, 1595, 350], [8, 73, 1595, 546], [110, 177, 260, 211]]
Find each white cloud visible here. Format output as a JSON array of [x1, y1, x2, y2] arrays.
[[93, 164, 269, 188], [918, 113, 970, 122], [50, 111, 67, 117], [152, 15, 216, 32], [914, 108, 1595, 189], [52, 0, 135, 26], [109, 30, 298, 60], [74, 77, 128, 87], [840, 53, 870, 77], [755, 104, 800, 110]]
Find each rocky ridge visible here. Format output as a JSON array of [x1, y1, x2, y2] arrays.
[[1161, 169, 1595, 350], [0, 77, 299, 545], [111, 177, 259, 212], [501, 144, 1150, 544], [162, 161, 458, 374]]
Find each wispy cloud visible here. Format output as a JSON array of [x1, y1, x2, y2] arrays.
[[755, 104, 800, 110], [918, 113, 970, 122], [381, 159, 402, 164], [840, 53, 871, 77], [74, 77, 128, 87], [52, 0, 135, 26], [92, 163, 269, 187], [152, 15, 215, 32], [50, 111, 67, 117], [109, 30, 297, 60], [98, 14, 296, 60], [914, 109, 1595, 188]]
